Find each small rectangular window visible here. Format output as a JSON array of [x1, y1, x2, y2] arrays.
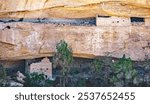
[[97, 15, 111, 18], [130, 17, 145, 22]]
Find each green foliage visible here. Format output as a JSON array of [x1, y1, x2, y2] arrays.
[[91, 59, 103, 75], [111, 55, 137, 86], [112, 55, 133, 73], [0, 64, 7, 79], [24, 72, 54, 87], [53, 40, 73, 86], [0, 64, 10, 87], [55, 40, 73, 65], [76, 78, 86, 87], [69, 68, 80, 75], [44, 80, 55, 87]]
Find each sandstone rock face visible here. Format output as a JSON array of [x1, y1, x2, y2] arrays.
[[0, 21, 149, 61], [0, 0, 150, 18]]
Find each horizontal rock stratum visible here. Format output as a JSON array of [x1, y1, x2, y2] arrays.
[[0, 0, 150, 61], [0, 22, 149, 61], [0, 0, 150, 18]]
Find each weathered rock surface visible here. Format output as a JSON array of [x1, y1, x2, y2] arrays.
[[0, 0, 150, 18], [9, 81, 24, 87], [0, 22, 149, 61]]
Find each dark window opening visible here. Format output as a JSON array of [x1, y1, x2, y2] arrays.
[[80, 64, 82, 68], [45, 75, 48, 79], [97, 15, 111, 18], [6, 26, 11, 29], [2, 26, 11, 30], [130, 17, 145, 22]]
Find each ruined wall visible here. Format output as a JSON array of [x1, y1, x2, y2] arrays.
[[96, 16, 130, 26], [30, 57, 52, 79], [145, 19, 150, 26], [0, 21, 149, 61]]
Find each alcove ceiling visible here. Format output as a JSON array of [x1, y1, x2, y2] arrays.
[[0, 0, 150, 18]]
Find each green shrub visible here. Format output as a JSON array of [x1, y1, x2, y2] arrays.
[[91, 59, 103, 76], [0, 64, 7, 79], [53, 40, 73, 67], [24, 72, 54, 87], [53, 40, 73, 86], [110, 55, 137, 86], [76, 78, 86, 87]]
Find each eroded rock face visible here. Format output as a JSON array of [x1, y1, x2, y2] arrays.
[[0, 0, 150, 18], [0, 21, 149, 61]]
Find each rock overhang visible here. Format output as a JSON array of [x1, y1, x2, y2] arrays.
[[0, 0, 150, 18]]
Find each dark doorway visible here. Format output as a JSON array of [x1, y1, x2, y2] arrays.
[[130, 17, 145, 23]]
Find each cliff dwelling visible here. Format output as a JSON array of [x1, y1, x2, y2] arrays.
[[30, 57, 52, 80], [0, 0, 150, 87], [0, 16, 149, 60], [96, 16, 150, 26]]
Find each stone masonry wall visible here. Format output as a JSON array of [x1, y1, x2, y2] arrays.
[[96, 16, 130, 26], [30, 57, 52, 79]]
